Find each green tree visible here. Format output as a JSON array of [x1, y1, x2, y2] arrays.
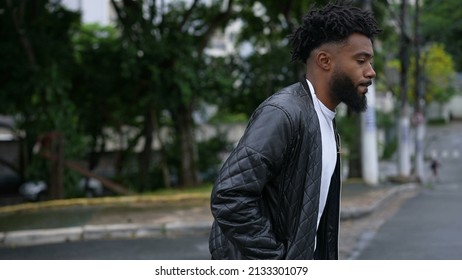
[[421, 0, 462, 71], [109, 0, 236, 189], [71, 23, 140, 184], [385, 43, 456, 104], [0, 0, 85, 198], [422, 43, 456, 104]]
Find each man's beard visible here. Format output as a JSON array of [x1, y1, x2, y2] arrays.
[[330, 70, 368, 113]]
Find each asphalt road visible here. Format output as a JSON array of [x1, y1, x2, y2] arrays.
[[0, 234, 210, 260], [355, 122, 462, 259]]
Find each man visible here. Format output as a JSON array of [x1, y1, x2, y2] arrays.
[[209, 3, 381, 260]]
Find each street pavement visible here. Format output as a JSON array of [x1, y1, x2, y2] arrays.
[[355, 122, 462, 259], [355, 186, 462, 259], [0, 177, 419, 259]]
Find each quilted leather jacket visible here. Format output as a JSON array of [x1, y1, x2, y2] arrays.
[[209, 79, 341, 260]]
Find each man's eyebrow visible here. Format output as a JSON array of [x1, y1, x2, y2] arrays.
[[354, 52, 374, 58]]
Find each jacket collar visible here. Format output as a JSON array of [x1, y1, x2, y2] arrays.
[[300, 76, 312, 97], [300, 75, 340, 151], [299, 75, 315, 106]]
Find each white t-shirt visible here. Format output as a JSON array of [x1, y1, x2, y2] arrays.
[[306, 80, 337, 230]]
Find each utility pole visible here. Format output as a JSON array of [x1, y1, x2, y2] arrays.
[[413, 0, 425, 181], [361, 0, 379, 185], [398, 0, 412, 178]]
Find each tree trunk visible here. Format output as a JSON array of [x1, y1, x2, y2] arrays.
[[114, 127, 126, 179], [139, 107, 154, 192], [83, 133, 101, 190], [49, 132, 64, 199], [153, 110, 171, 188], [88, 132, 103, 172], [176, 104, 198, 187]]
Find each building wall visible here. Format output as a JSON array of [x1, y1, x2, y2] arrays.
[[62, 0, 114, 25]]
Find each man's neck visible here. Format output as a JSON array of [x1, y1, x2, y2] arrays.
[[305, 74, 336, 111]]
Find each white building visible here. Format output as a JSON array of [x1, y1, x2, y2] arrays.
[[61, 0, 116, 25]]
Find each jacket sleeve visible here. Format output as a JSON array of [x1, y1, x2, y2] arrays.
[[210, 103, 294, 259]]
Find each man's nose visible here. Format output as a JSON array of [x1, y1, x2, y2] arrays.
[[366, 64, 376, 79]]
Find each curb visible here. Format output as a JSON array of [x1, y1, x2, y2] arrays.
[[0, 184, 419, 248], [341, 183, 418, 220], [1, 221, 213, 247]]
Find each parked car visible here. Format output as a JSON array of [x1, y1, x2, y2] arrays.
[[19, 181, 47, 201], [19, 178, 103, 201]]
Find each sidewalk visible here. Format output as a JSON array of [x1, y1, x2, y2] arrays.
[[0, 181, 419, 248]]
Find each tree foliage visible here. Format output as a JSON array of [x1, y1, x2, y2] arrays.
[[385, 43, 456, 104], [421, 0, 462, 71], [421, 43, 456, 103], [0, 0, 85, 196], [71, 23, 139, 181], [108, 0, 237, 189]]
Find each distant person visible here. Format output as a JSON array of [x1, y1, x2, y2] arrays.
[[430, 157, 440, 181], [209, 3, 381, 259]]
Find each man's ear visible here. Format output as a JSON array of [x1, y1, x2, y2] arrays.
[[316, 50, 332, 71]]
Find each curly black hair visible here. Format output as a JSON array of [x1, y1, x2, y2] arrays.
[[289, 2, 382, 64]]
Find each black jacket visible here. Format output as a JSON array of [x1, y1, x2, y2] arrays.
[[209, 80, 341, 260]]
